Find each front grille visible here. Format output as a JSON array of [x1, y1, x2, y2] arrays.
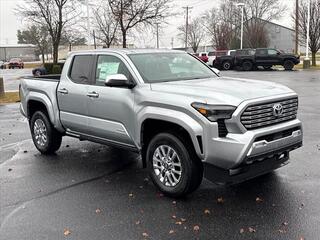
[[241, 97, 298, 130]]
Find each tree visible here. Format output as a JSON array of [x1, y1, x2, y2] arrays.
[[108, 0, 171, 48], [61, 28, 86, 51], [17, 25, 50, 64], [295, 0, 320, 66], [203, 3, 235, 50], [92, 5, 119, 48], [177, 18, 205, 53], [19, 0, 79, 63]]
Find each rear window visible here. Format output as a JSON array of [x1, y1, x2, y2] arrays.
[[69, 55, 94, 84]]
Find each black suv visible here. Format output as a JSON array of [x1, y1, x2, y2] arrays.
[[234, 48, 300, 71]]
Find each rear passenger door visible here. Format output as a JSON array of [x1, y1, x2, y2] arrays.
[[255, 49, 269, 65], [57, 54, 95, 134], [267, 49, 281, 65], [86, 54, 136, 147]]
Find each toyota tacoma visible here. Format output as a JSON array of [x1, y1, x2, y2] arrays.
[[20, 49, 303, 197]]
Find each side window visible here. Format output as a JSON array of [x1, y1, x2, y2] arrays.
[[95, 55, 131, 86], [69, 55, 93, 84], [256, 49, 267, 55], [268, 49, 278, 55]]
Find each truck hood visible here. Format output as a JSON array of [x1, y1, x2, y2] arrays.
[[150, 77, 295, 106]]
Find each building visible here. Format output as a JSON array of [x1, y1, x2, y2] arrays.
[[0, 44, 38, 61]]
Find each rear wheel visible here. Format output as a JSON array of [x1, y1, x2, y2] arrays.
[[146, 132, 203, 198], [222, 61, 232, 70], [30, 111, 62, 154], [284, 60, 294, 70], [242, 61, 253, 71]]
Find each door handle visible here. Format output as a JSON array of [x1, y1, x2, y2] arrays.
[[86, 91, 99, 98], [58, 88, 68, 94]]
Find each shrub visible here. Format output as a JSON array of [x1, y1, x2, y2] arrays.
[[52, 65, 62, 74]]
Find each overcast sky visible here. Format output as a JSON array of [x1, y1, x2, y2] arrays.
[[0, 0, 295, 48]]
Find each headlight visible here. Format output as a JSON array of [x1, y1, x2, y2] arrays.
[[191, 102, 236, 122]]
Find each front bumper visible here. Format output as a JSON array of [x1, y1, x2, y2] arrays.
[[204, 119, 303, 169]]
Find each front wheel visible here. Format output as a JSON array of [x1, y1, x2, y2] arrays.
[[30, 111, 62, 154], [283, 60, 294, 70], [147, 132, 203, 198]]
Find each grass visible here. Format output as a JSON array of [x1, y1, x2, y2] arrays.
[[0, 92, 20, 104], [24, 62, 42, 69]]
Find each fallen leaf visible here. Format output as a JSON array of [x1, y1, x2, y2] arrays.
[[239, 228, 245, 234], [142, 232, 149, 238], [193, 225, 200, 232], [282, 222, 288, 226], [63, 228, 71, 236], [180, 218, 186, 222], [129, 193, 134, 197], [8, 168, 12, 172], [23, 150, 28, 153], [135, 220, 140, 225], [278, 229, 286, 233], [172, 201, 176, 205], [169, 230, 174, 234], [172, 215, 177, 219], [157, 192, 164, 197], [248, 227, 256, 233], [95, 208, 101, 214], [144, 178, 149, 182], [139, 185, 143, 189], [256, 197, 263, 203], [175, 221, 182, 225], [217, 197, 224, 204], [204, 209, 210, 215]]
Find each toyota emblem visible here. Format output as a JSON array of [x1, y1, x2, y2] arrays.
[[273, 103, 284, 117]]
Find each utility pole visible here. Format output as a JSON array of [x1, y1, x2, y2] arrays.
[[183, 6, 193, 51], [93, 30, 96, 49], [295, 0, 299, 54], [155, 22, 160, 49], [236, 3, 245, 49], [303, 0, 311, 68], [85, 0, 91, 46]]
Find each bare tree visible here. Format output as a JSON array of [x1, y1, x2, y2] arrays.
[[17, 24, 50, 64], [177, 18, 205, 53], [203, 4, 235, 50], [19, 0, 79, 63], [294, 0, 320, 66], [61, 28, 86, 51], [108, 0, 171, 48], [92, 5, 119, 48]]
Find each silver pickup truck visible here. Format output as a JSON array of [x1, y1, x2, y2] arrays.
[[20, 49, 303, 197]]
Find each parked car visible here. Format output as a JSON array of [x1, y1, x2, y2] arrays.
[[214, 49, 254, 70], [32, 66, 47, 76], [198, 52, 209, 63], [8, 58, 24, 69], [0, 60, 5, 69], [20, 49, 303, 197], [234, 48, 300, 71], [207, 50, 228, 67]]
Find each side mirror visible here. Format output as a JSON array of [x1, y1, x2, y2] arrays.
[[104, 74, 135, 88], [277, 52, 281, 55]]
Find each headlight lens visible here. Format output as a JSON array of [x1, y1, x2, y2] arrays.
[[191, 102, 236, 122]]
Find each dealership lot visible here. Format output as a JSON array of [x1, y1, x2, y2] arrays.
[[0, 69, 320, 239]]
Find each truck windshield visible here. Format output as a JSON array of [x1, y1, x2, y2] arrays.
[[128, 52, 216, 83]]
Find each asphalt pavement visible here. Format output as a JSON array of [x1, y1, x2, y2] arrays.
[[0, 69, 320, 240]]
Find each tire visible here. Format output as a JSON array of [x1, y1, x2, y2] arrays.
[[30, 111, 62, 154], [146, 132, 203, 198], [283, 60, 294, 70], [242, 61, 253, 71], [222, 61, 232, 70]]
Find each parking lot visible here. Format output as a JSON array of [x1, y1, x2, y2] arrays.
[[1, 69, 320, 240]]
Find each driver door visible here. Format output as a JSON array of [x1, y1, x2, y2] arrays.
[[86, 54, 136, 147]]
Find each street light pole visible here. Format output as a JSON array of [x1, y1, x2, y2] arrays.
[[237, 3, 245, 49], [303, 0, 311, 68], [305, 0, 310, 60]]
